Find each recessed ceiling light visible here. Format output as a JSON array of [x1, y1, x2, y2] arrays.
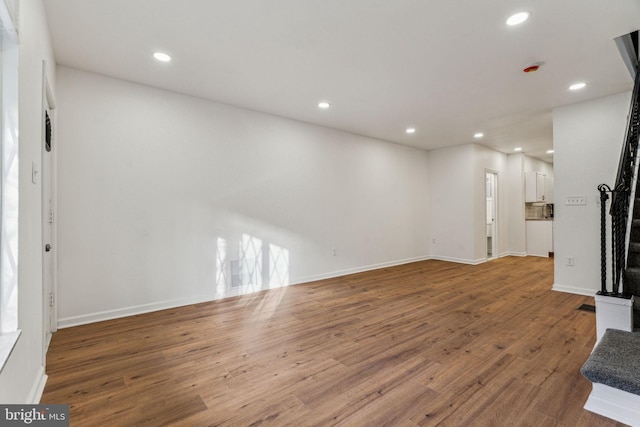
[[406, 128, 416, 134], [569, 82, 587, 91], [506, 11, 530, 26], [547, 149, 555, 154], [474, 132, 484, 138], [153, 52, 172, 62], [318, 101, 331, 109], [514, 147, 523, 152]]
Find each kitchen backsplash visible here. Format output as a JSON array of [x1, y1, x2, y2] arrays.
[[526, 203, 554, 220]]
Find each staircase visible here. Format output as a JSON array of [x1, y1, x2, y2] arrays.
[[583, 32, 640, 426], [626, 184, 640, 327]]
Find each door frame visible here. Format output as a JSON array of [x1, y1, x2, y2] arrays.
[[41, 61, 57, 358], [485, 170, 499, 260]]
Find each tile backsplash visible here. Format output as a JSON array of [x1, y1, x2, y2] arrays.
[[526, 203, 553, 220]]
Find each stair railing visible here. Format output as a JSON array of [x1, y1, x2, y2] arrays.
[[598, 69, 640, 295]]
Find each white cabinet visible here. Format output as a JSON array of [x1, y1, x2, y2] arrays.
[[525, 172, 546, 202], [526, 220, 553, 257]]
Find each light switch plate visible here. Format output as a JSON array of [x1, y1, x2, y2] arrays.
[[566, 196, 586, 206]]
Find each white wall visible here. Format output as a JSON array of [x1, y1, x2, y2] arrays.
[[428, 143, 510, 264], [506, 153, 526, 256], [428, 144, 475, 263], [0, 0, 56, 403], [553, 91, 631, 296], [55, 67, 431, 326]]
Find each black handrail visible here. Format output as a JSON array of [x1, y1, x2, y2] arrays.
[[598, 68, 640, 295]]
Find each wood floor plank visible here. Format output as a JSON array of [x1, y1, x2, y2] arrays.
[[42, 257, 624, 426]]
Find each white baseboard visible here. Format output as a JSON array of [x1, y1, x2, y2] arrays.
[[59, 256, 435, 328], [584, 383, 640, 426], [57, 295, 211, 328], [430, 255, 484, 265], [27, 365, 47, 404], [552, 284, 598, 297], [500, 251, 527, 258], [296, 255, 433, 284]]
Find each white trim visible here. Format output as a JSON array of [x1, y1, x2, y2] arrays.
[[430, 255, 485, 265], [551, 283, 598, 297], [0, 329, 19, 373], [295, 255, 433, 284], [594, 294, 634, 343], [27, 365, 47, 404], [500, 251, 527, 258], [57, 295, 210, 328], [584, 383, 640, 426], [58, 256, 433, 327]]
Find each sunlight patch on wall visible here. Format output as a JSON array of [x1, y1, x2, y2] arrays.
[[215, 233, 291, 298]]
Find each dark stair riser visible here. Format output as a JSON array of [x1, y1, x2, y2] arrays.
[[628, 242, 640, 268], [631, 221, 640, 242], [634, 198, 640, 218], [628, 251, 640, 268], [625, 268, 640, 296]]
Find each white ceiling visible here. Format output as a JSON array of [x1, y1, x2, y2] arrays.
[[43, 1, 640, 163]]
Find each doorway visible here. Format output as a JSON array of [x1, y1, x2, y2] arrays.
[[42, 65, 56, 356], [486, 171, 498, 260]]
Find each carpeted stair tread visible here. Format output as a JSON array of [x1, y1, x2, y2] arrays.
[[581, 329, 640, 396]]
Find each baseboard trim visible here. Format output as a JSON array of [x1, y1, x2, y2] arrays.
[[584, 383, 640, 426], [430, 255, 485, 265], [28, 365, 47, 404], [500, 251, 527, 257], [59, 256, 435, 328], [296, 255, 433, 284], [58, 295, 211, 329], [552, 284, 598, 297]]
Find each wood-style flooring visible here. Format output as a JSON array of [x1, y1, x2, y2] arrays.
[[42, 257, 626, 426]]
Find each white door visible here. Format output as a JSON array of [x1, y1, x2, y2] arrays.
[[42, 73, 56, 354], [486, 172, 498, 260]]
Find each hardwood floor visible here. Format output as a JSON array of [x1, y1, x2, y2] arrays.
[[42, 257, 626, 426]]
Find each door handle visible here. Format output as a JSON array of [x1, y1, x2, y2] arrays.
[[45, 244, 52, 252]]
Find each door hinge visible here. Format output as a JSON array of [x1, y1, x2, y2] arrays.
[[49, 209, 54, 224], [49, 292, 54, 307]]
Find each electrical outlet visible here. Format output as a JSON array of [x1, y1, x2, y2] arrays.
[[566, 196, 586, 206], [566, 256, 575, 266]]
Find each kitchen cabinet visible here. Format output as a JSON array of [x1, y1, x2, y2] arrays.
[[526, 220, 553, 257], [526, 172, 546, 202]]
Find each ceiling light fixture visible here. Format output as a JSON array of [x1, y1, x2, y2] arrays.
[[506, 11, 530, 26], [153, 52, 172, 62], [406, 128, 416, 134], [547, 149, 555, 154], [514, 147, 523, 152], [569, 82, 587, 91], [318, 101, 331, 109], [474, 132, 484, 138]]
